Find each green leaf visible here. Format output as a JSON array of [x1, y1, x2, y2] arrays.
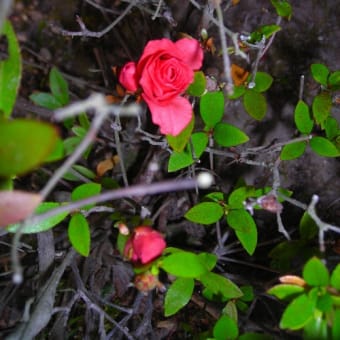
[[29, 92, 62, 110], [324, 117, 339, 140], [303, 314, 328, 340], [71, 183, 101, 210], [187, 71, 206, 96], [270, 0, 292, 19], [228, 186, 256, 209], [7, 202, 69, 233], [0, 20, 22, 118], [226, 210, 257, 255], [49, 66, 69, 105], [223, 301, 238, 323], [243, 90, 267, 120], [332, 309, 340, 340], [164, 277, 194, 316], [63, 164, 96, 182], [249, 25, 281, 43], [198, 253, 217, 271], [239, 333, 273, 340], [312, 92, 332, 127], [328, 71, 340, 90], [68, 212, 90, 256], [253, 72, 273, 92], [330, 263, 340, 290], [167, 117, 194, 152], [200, 91, 225, 128], [294, 100, 313, 134], [311, 63, 330, 87], [299, 212, 318, 241], [0, 119, 58, 177], [240, 285, 254, 302], [303, 257, 329, 286], [228, 85, 246, 99], [316, 292, 332, 312], [280, 294, 315, 330], [310, 136, 340, 157], [199, 272, 243, 299], [280, 141, 307, 160], [167, 149, 193, 172], [191, 132, 209, 158], [185, 202, 224, 225], [161, 251, 209, 278], [267, 284, 305, 300], [213, 315, 239, 340], [213, 122, 249, 147], [45, 138, 65, 162]]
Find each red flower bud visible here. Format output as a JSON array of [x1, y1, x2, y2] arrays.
[[123, 226, 166, 264]]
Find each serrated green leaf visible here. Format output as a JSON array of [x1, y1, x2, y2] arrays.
[[310, 136, 340, 157], [280, 141, 307, 160], [294, 100, 313, 134], [243, 90, 267, 120], [328, 71, 340, 90], [0, 119, 58, 177], [71, 183, 101, 210], [164, 277, 194, 316], [68, 212, 90, 256], [187, 71, 206, 96], [311, 63, 330, 87], [270, 0, 292, 19], [185, 202, 224, 224], [199, 272, 243, 299], [167, 117, 194, 152], [49, 67, 69, 105], [161, 252, 209, 278], [226, 210, 257, 255], [253, 72, 273, 92], [213, 315, 239, 340], [303, 257, 329, 286], [29, 92, 62, 110], [200, 91, 225, 128], [280, 294, 315, 330], [0, 20, 22, 118], [330, 264, 340, 290], [7, 202, 69, 233], [267, 284, 305, 300], [213, 122, 249, 147], [312, 92, 332, 127]]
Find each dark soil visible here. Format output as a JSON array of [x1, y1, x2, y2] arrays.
[[1, 1, 339, 339]]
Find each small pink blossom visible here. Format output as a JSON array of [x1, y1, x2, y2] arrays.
[[119, 38, 204, 136], [123, 226, 166, 264]]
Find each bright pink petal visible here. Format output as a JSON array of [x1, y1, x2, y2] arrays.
[[119, 61, 138, 92], [175, 38, 203, 70], [143, 94, 193, 136]]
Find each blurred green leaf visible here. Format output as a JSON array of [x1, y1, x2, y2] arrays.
[[68, 212, 90, 256], [243, 90, 267, 120], [294, 100, 313, 134], [228, 186, 256, 209], [0, 119, 58, 177], [239, 333, 273, 340], [240, 285, 254, 302], [49, 66, 69, 105], [332, 309, 340, 340], [213, 122, 249, 147], [200, 91, 225, 128], [226, 209, 257, 255], [268, 284, 304, 300], [164, 277, 194, 316], [187, 71, 206, 96], [161, 251, 209, 278], [324, 117, 339, 140], [303, 257, 329, 286], [311, 63, 330, 87], [45, 138, 65, 162], [310, 136, 340, 157], [316, 292, 332, 312], [303, 314, 328, 340], [213, 315, 238, 340], [253, 72, 273, 92], [280, 294, 315, 330], [71, 183, 101, 210], [270, 0, 292, 19], [185, 202, 224, 224], [29, 92, 62, 110], [312, 92, 332, 127], [328, 71, 340, 90], [63, 164, 96, 182], [7, 202, 69, 233], [198, 252, 217, 271], [167, 117, 194, 152], [299, 212, 318, 241], [228, 85, 245, 99], [0, 20, 22, 118], [280, 141, 307, 160], [249, 25, 281, 44], [330, 263, 340, 290], [223, 301, 238, 324]]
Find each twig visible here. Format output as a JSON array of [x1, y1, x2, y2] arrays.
[[152, 0, 163, 20], [299, 75, 305, 101]]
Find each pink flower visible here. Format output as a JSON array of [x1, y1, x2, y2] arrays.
[[123, 226, 166, 264], [119, 38, 203, 136]]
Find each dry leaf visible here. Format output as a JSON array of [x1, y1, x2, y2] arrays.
[[231, 63, 249, 86]]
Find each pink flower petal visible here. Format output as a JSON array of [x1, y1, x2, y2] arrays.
[[119, 61, 138, 92], [143, 94, 193, 136], [175, 38, 204, 70]]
